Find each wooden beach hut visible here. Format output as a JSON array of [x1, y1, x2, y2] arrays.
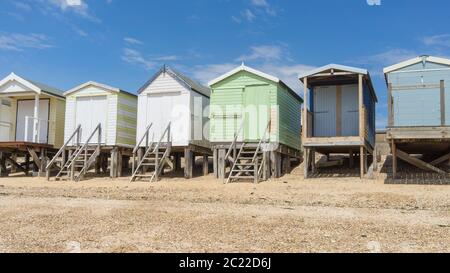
[[384, 55, 450, 178], [300, 64, 378, 179], [0, 73, 65, 177], [46, 81, 137, 181], [208, 64, 303, 183], [131, 65, 211, 182]]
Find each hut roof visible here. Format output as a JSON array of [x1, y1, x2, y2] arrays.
[[64, 81, 135, 97]]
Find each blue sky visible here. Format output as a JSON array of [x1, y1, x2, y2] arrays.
[[1, 0, 450, 129]]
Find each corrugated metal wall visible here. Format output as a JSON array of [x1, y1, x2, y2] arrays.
[[342, 85, 359, 137], [313, 86, 337, 137]]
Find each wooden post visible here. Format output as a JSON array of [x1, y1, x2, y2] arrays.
[[218, 149, 226, 181], [95, 156, 101, 175], [110, 147, 118, 178], [304, 148, 309, 179], [271, 151, 281, 178], [388, 83, 393, 127], [117, 149, 123, 177], [303, 77, 308, 140], [360, 146, 365, 179], [364, 147, 368, 174], [392, 141, 397, 179], [311, 150, 316, 175], [373, 147, 378, 172], [0, 152, 7, 177], [25, 153, 30, 176], [441, 80, 446, 126], [37, 149, 46, 177], [213, 149, 218, 178], [10, 154, 17, 173], [202, 155, 209, 176], [358, 74, 364, 140], [254, 160, 259, 184], [101, 154, 108, 174], [184, 148, 193, 179], [349, 150, 354, 168], [263, 151, 269, 180]]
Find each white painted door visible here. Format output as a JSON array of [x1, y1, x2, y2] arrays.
[[313, 86, 336, 137], [16, 99, 49, 143], [75, 96, 107, 144], [341, 85, 359, 136], [0, 99, 12, 141], [146, 92, 188, 145]]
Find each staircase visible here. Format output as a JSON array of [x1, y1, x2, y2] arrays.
[[131, 122, 172, 182], [225, 121, 271, 184], [48, 124, 102, 182]]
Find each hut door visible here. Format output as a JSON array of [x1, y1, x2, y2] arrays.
[[244, 86, 270, 142], [0, 99, 12, 141], [75, 96, 107, 144], [341, 85, 359, 136], [313, 86, 336, 137]]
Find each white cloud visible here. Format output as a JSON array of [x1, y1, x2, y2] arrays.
[[422, 34, 450, 48], [233, 0, 277, 23], [242, 9, 256, 22], [0, 33, 53, 51], [259, 63, 316, 92], [122, 48, 156, 71], [124, 37, 143, 45], [35, 0, 100, 22], [237, 45, 283, 62], [192, 63, 238, 85]]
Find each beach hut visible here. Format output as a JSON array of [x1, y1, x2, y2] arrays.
[[384, 55, 450, 178], [208, 64, 303, 183], [46, 81, 137, 181], [300, 64, 377, 179], [0, 73, 65, 177], [131, 65, 211, 182]]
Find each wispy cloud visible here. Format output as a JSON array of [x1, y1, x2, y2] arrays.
[[237, 45, 283, 62], [422, 34, 450, 48], [124, 37, 143, 45], [122, 48, 156, 71], [0, 33, 53, 51], [233, 0, 277, 23]]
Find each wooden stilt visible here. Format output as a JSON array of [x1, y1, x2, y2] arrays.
[[202, 155, 209, 176], [263, 151, 269, 180], [173, 153, 181, 172], [213, 149, 218, 178], [110, 147, 118, 178], [360, 146, 365, 179], [10, 154, 17, 173], [218, 149, 226, 181], [184, 148, 193, 179], [392, 141, 397, 179], [117, 149, 123, 177], [373, 147, 378, 172], [364, 147, 368, 174], [349, 151, 354, 168], [0, 152, 8, 177], [304, 148, 309, 179], [25, 154, 30, 176], [271, 151, 281, 179]]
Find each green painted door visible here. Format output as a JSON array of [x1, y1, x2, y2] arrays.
[[243, 85, 270, 142]]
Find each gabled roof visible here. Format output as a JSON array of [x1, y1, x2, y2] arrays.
[[138, 65, 211, 97], [208, 64, 303, 103], [383, 55, 450, 74], [64, 81, 135, 97], [299, 64, 378, 102], [299, 64, 368, 79], [0, 72, 64, 98]]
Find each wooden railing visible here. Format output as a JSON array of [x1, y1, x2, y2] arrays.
[[131, 124, 153, 174], [68, 123, 102, 174], [45, 125, 81, 180], [225, 120, 245, 162]]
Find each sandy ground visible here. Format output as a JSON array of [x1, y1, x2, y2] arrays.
[[0, 171, 449, 253]]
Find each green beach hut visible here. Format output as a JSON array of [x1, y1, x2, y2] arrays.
[[208, 64, 303, 182]]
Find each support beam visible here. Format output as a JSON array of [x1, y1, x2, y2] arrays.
[[392, 141, 397, 179], [213, 149, 218, 178], [218, 149, 226, 181], [303, 148, 309, 179], [373, 147, 378, 172], [271, 151, 281, 179], [0, 152, 8, 177], [360, 146, 365, 179], [184, 148, 193, 179], [310, 150, 316, 175], [349, 151, 354, 168], [110, 147, 118, 178], [430, 152, 450, 166], [396, 148, 446, 175], [202, 155, 209, 176], [117, 149, 123, 177], [5, 156, 27, 174]]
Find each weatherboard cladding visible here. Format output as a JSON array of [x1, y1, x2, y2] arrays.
[[64, 84, 137, 147], [386, 57, 450, 127], [210, 69, 302, 150]]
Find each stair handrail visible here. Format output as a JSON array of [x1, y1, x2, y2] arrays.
[[252, 120, 271, 163], [133, 124, 153, 154], [68, 123, 102, 170], [46, 124, 82, 172], [225, 119, 245, 161]]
